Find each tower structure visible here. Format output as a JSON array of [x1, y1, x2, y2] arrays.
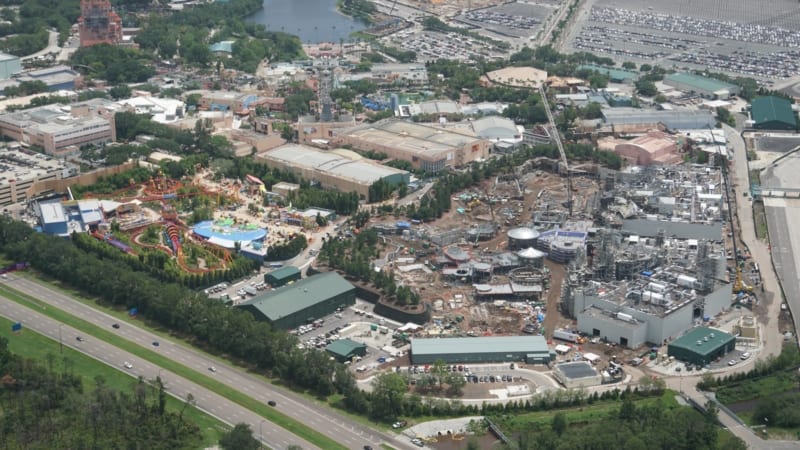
[[78, 0, 122, 47]]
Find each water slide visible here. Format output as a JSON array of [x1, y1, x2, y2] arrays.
[[166, 223, 182, 257]]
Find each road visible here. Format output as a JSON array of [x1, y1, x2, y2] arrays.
[[21, 30, 59, 62], [2, 275, 416, 450], [0, 293, 318, 450]]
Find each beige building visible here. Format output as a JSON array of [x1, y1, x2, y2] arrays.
[[0, 148, 77, 206], [0, 99, 118, 156], [484, 66, 548, 88], [335, 119, 490, 172], [256, 144, 409, 199], [599, 131, 681, 166]]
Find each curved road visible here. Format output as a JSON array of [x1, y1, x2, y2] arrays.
[[0, 292, 317, 450], [1, 275, 415, 450]]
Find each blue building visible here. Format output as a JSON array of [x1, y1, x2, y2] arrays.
[[38, 201, 68, 235]]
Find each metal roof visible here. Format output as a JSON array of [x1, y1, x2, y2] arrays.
[[517, 247, 546, 259], [326, 338, 366, 357], [621, 219, 722, 241], [669, 327, 734, 356], [265, 265, 300, 281], [578, 64, 638, 82], [39, 201, 65, 224], [751, 96, 797, 128], [602, 108, 716, 130], [663, 73, 736, 94], [508, 227, 539, 240], [238, 272, 354, 321], [556, 361, 599, 379], [411, 335, 548, 356]]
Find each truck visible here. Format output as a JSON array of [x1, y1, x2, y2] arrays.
[[553, 329, 586, 344], [244, 286, 258, 296], [378, 326, 389, 334]]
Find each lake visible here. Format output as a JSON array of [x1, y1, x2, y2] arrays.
[[247, 0, 365, 44]]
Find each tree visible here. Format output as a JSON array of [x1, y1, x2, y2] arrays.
[[634, 80, 658, 97], [622, 61, 636, 70], [110, 84, 132, 100], [551, 412, 567, 436], [370, 373, 407, 420], [219, 423, 260, 450]]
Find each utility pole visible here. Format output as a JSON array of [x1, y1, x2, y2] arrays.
[[58, 323, 63, 354]]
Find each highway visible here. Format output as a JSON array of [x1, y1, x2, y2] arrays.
[[1, 274, 415, 450], [0, 292, 318, 450]]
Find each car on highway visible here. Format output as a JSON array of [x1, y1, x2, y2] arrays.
[[152, 341, 159, 347], [209, 366, 217, 372], [740, 352, 751, 360], [268, 400, 277, 407], [363, 446, 373, 450], [76, 336, 84, 342], [123, 362, 133, 369], [112, 323, 120, 329]]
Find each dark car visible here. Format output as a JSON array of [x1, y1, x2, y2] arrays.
[[364, 446, 373, 450], [152, 341, 159, 347], [268, 400, 277, 407], [112, 323, 120, 329], [76, 336, 84, 342]]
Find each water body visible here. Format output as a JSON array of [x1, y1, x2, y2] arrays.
[[247, 0, 365, 44]]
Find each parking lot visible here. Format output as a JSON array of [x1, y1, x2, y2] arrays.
[[382, 29, 503, 62], [454, 2, 556, 39], [567, 0, 800, 79]]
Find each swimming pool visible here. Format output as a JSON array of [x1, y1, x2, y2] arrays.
[[192, 220, 267, 243]]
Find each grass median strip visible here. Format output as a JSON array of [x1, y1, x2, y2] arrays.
[[0, 313, 228, 447], [0, 283, 348, 450]]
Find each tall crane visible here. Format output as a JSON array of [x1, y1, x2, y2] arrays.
[[539, 84, 573, 217]]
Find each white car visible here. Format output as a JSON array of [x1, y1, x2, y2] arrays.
[[123, 362, 133, 369], [740, 352, 751, 360], [727, 359, 738, 366]]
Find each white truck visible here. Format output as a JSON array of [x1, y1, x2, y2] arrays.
[[244, 286, 258, 296], [553, 329, 586, 344]]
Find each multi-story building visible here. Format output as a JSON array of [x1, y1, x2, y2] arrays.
[[0, 148, 76, 206], [78, 0, 122, 47]]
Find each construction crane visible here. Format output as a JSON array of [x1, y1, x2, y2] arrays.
[[538, 84, 573, 217]]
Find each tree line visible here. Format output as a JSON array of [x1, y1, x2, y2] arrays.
[[0, 336, 202, 449]]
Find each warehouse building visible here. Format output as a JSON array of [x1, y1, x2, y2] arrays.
[[256, 144, 410, 200], [578, 64, 637, 83], [667, 327, 735, 366], [750, 96, 797, 131], [410, 336, 554, 365], [264, 265, 301, 287], [0, 53, 21, 79], [237, 272, 356, 329], [663, 73, 739, 99], [601, 108, 716, 132], [326, 338, 367, 362], [335, 119, 490, 173]]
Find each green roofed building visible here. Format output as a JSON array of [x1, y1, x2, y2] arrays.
[[751, 96, 797, 131], [237, 271, 355, 329], [410, 336, 554, 365], [326, 338, 367, 362], [578, 64, 638, 83], [667, 327, 735, 366], [663, 73, 739, 99], [264, 265, 301, 287]]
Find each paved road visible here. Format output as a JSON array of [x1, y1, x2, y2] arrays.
[[0, 293, 317, 450], [21, 30, 59, 62], [2, 275, 416, 450]]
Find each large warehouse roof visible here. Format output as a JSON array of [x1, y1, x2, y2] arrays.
[[344, 119, 481, 157], [239, 272, 354, 321], [669, 327, 734, 357], [411, 335, 548, 356], [751, 96, 796, 129], [602, 108, 715, 130], [259, 144, 408, 185], [663, 73, 737, 94]]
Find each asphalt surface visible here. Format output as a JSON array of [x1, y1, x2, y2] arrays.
[[0, 290, 317, 450], [1, 275, 416, 450]]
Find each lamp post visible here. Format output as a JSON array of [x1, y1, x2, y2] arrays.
[[58, 323, 63, 355]]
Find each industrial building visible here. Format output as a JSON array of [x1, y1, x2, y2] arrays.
[[578, 64, 637, 83], [116, 95, 185, 124], [0, 100, 118, 156], [15, 65, 80, 92], [410, 336, 554, 365], [667, 327, 735, 366], [663, 73, 739, 99], [507, 227, 540, 250], [256, 144, 410, 200], [469, 116, 523, 148], [335, 119, 490, 172], [601, 108, 716, 133], [750, 96, 797, 131], [264, 265, 301, 287], [35, 198, 104, 235], [552, 361, 603, 389], [326, 338, 367, 363], [237, 272, 356, 329], [598, 131, 681, 166], [0, 149, 77, 206]]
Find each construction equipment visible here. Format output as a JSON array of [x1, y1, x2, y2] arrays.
[[734, 266, 753, 294], [539, 84, 572, 217]]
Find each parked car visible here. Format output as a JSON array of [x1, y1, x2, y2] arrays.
[[727, 359, 738, 366], [740, 352, 751, 360], [392, 420, 407, 429]]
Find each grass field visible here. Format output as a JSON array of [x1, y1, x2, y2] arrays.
[[0, 313, 228, 447], [0, 281, 349, 450]]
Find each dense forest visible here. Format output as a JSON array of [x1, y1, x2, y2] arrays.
[[0, 336, 202, 449]]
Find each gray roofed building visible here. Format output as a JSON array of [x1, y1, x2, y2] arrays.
[[621, 219, 723, 241], [602, 108, 716, 131], [256, 144, 409, 199], [663, 73, 739, 99], [410, 335, 553, 364], [470, 116, 521, 143], [237, 272, 356, 329]]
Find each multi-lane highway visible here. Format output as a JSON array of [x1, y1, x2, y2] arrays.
[[1, 275, 415, 450], [0, 292, 317, 450]]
